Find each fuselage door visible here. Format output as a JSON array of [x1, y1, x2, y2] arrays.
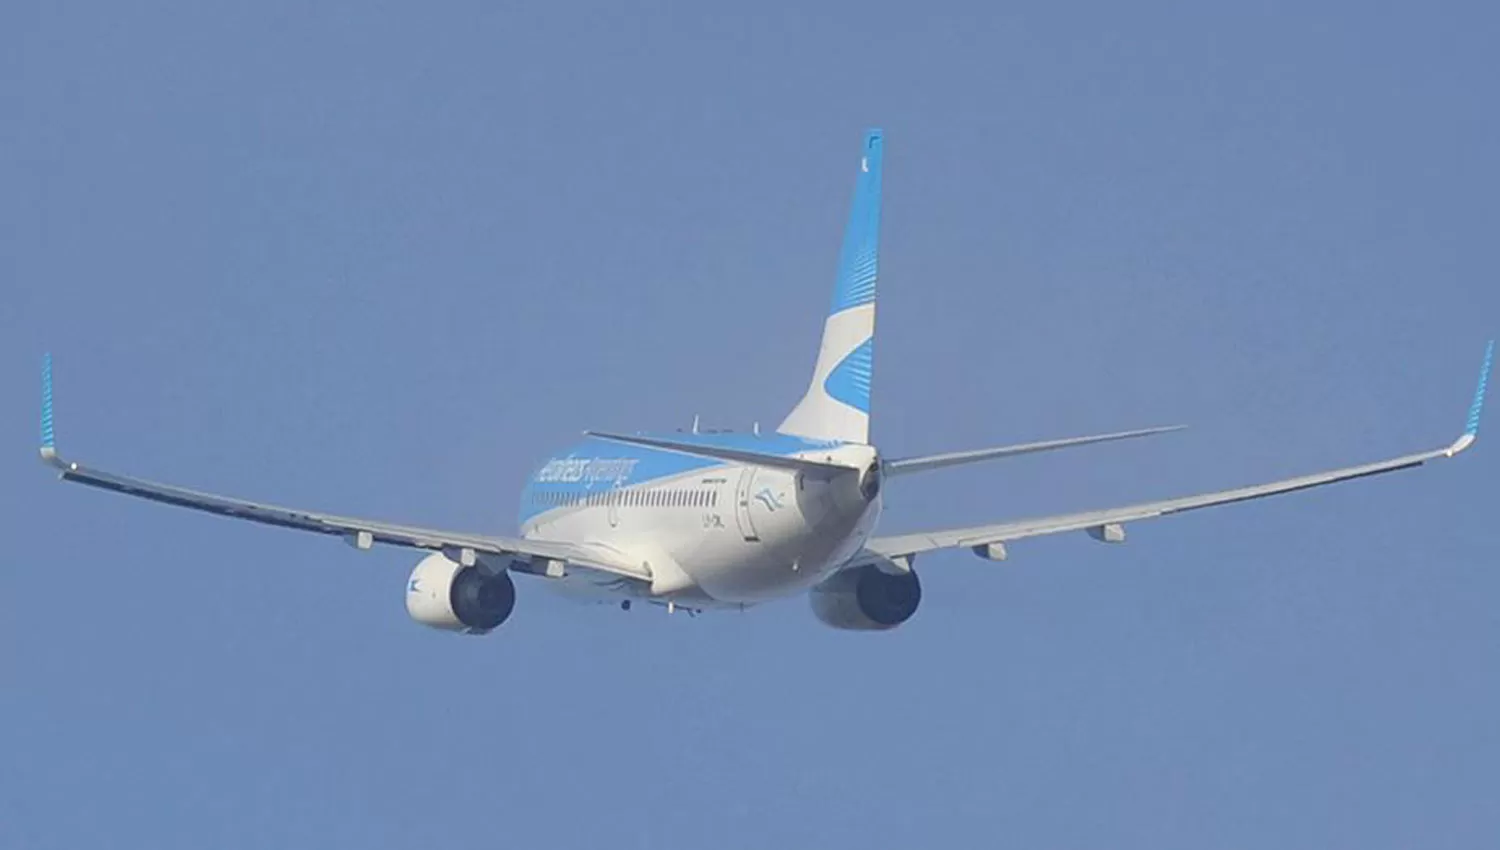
[[734, 466, 760, 542]]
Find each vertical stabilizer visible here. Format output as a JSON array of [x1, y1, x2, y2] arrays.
[[778, 129, 883, 445]]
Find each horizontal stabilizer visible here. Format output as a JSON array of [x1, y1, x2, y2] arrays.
[[584, 431, 857, 476], [885, 424, 1185, 476]]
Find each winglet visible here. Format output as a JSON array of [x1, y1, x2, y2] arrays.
[[40, 353, 57, 462], [1446, 339, 1492, 456], [1467, 340, 1492, 436]]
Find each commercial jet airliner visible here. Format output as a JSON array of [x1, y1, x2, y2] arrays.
[[39, 129, 1492, 633]]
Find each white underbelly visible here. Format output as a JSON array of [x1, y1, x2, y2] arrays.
[[521, 475, 881, 607]]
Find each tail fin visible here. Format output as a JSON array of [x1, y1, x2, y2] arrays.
[[778, 129, 884, 445]]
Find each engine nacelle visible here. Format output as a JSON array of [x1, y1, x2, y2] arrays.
[[405, 553, 516, 635], [809, 563, 922, 631]]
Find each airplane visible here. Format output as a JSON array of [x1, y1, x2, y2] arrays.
[[38, 129, 1492, 634]]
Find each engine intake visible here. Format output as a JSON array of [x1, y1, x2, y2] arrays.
[[810, 563, 921, 631], [406, 552, 516, 634]]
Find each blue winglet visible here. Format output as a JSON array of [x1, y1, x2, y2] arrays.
[[1467, 340, 1493, 438], [40, 353, 56, 456]]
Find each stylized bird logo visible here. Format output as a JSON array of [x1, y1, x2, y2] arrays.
[[753, 487, 785, 512]]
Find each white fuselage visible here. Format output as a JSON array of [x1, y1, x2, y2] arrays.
[[517, 440, 881, 608]]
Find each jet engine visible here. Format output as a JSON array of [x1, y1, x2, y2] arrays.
[[809, 563, 921, 631], [405, 552, 516, 634]]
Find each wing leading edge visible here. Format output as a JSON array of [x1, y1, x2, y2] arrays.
[[36, 357, 650, 584], [868, 342, 1492, 562]]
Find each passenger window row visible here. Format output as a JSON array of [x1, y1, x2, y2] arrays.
[[533, 488, 718, 508]]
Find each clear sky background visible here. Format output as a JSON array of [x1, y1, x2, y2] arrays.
[[3, 1, 1497, 847]]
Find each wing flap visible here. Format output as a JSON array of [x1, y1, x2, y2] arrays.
[[45, 451, 652, 581], [868, 342, 1491, 561], [868, 448, 1441, 559]]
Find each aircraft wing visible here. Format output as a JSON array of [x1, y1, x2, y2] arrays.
[[36, 358, 651, 584], [867, 342, 1491, 564]]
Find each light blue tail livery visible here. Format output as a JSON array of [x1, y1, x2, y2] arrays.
[[778, 129, 884, 444], [824, 337, 874, 412], [829, 130, 884, 316]]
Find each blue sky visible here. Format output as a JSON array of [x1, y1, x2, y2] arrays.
[[3, 1, 1497, 847]]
